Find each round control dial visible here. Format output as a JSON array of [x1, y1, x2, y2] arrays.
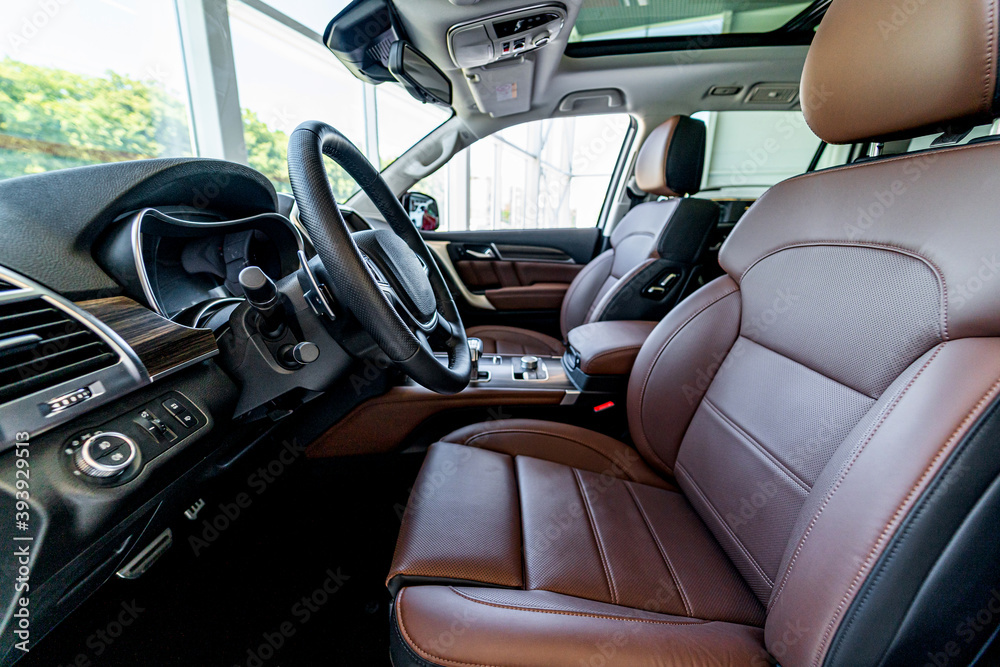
[[74, 432, 137, 478], [520, 355, 540, 371]]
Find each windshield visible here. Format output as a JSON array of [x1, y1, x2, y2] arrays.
[[0, 0, 451, 198]]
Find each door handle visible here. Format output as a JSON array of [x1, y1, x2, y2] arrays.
[[466, 248, 494, 259]]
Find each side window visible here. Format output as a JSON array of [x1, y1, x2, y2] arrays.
[[692, 110, 840, 197], [416, 114, 631, 232]]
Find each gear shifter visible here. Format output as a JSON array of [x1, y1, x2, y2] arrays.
[[468, 337, 483, 382]]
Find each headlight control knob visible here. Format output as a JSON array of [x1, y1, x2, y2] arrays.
[[74, 432, 137, 478]]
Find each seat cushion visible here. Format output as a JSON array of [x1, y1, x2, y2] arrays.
[[466, 324, 565, 356], [392, 587, 769, 667], [388, 427, 764, 629]]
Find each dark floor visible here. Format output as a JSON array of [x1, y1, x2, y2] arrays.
[[18, 451, 423, 667]]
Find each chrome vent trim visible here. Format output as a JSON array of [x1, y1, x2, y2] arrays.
[[0, 267, 147, 449]]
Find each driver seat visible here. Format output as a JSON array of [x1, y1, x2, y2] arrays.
[[467, 115, 718, 356], [387, 1, 1000, 665]]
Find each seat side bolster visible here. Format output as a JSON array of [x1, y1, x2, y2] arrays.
[[765, 338, 1000, 667], [386, 443, 523, 593], [560, 250, 615, 337], [392, 586, 769, 667], [627, 276, 742, 475]]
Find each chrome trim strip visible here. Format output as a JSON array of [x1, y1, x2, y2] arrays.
[[129, 209, 167, 316]]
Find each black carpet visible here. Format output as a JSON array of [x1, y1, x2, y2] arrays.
[[18, 450, 423, 667]]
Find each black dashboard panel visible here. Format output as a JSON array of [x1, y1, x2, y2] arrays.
[[0, 159, 277, 301]]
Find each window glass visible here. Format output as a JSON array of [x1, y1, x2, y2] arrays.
[[415, 114, 631, 232], [570, 0, 811, 42], [693, 110, 841, 196], [230, 1, 451, 198], [0, 0, 194, 181], [229, 0, 366, 198], [374, 83, 452, 169], [259, 0, 351, 35]]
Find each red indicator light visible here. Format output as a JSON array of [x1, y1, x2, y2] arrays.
[[593, 401, 615, 412]]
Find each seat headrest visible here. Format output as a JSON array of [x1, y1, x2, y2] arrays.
[[634, 115, 706, 197], [802, 0, 1000, 144]]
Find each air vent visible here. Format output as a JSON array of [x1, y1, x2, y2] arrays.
[[0, 298, 118, 404], [0, 279, 18, 293]]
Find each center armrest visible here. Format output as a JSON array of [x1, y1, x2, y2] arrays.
[[564, 321, 658, 389]]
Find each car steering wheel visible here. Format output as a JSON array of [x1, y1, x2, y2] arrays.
[[287, 120, 471, 394]]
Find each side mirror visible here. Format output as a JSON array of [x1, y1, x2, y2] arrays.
[[401, 192, 440, 231], [388, 41, 452, 106]]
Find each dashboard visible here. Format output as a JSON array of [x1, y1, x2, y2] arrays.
[[0, 158, 370, 665], [99, 207, 303, 323]]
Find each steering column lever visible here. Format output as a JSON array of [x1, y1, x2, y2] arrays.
[[239, 266, 286, 339]]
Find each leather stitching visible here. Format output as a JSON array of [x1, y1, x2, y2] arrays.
[[768, 344, 945, 614], [461, 427, 645, 483], [674, 463, 774, 587], [701, 397, 812, 493], [396, 590, 499, 667], [449, 588, 711, 627], [738, 241, 949, 342], [573, 468, 619, 604], [624, 481, 693, 617], [983, 0, 996, 111], [812, 372, 1000, 667], [634, 280, 741, 473]]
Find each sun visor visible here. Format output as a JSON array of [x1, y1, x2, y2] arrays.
[[466, 57, 533, 118]]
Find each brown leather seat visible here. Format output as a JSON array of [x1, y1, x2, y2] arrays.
[[468, 115, 718, 356], [388, 1, 1000, 665]]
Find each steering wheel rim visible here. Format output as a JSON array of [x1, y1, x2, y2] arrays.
[[287, 120, 470, 394]]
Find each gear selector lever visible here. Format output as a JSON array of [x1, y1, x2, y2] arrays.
[[468, 337, 485, 382]]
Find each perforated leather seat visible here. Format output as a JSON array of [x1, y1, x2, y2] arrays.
[[467, 115, 719, 356], [388, 2, 1000, 665]]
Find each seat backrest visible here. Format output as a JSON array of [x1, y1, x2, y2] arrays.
[[559, 116, 719, 337], [626, 1, 1000, 665]]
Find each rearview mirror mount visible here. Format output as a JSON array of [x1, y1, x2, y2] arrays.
[[388, 41, 452, 107]]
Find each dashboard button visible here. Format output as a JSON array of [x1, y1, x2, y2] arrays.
[[162, 400, 194, 428], [74, 432, 136, 478]]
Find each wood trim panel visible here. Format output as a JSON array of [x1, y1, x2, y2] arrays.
[[77, 296, 218, 379]]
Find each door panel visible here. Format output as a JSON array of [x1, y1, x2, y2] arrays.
[[422, 228, 602, 335]]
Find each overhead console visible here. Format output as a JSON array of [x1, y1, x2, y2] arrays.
[[448, 5, 566, 69]]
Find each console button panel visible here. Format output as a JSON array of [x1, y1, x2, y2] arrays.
[[62, 391, 207, 485]]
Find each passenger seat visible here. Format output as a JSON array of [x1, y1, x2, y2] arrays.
[[467, 115, 719, 356]]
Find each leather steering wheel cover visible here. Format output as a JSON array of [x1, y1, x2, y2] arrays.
[[287, 120, 470, 394]]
